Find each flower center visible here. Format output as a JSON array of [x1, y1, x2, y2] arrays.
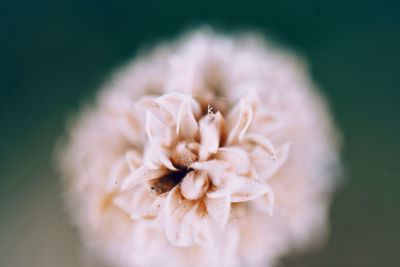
[[148, 139, 201, 195], [171, 140, 199, 169], [149, 169, 189, 195]]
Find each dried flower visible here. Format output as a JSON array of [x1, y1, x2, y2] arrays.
[[58, 29, 340, 267]]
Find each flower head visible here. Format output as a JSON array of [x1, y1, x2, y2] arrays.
[[113, 91, 289, 247], [59, 29, 340, 267]]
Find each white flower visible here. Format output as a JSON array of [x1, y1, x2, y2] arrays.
[[114, 91, 289, 247], [58, 29, 340, 267]]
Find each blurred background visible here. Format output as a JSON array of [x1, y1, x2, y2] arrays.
[[1, 0, 399, 266]]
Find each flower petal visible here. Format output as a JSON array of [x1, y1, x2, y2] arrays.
[[179, 202, 202, 246], [198, 111, 225, 161], [204, 196, 231, 228], [164, 186, 198, 247], [217, 146, 250, 174], [244, 133, 276, 155], [113, 184, 157, 219], [135, 95, 158, 111], [106, 94, 141, 144], [230, 179, 270, 202], [141, 193, 168, 220], [251, 184, 275, 216], [207, 174, 269, 203], [181, 171, 209, 200], [227, 100, 253, 145], [190, 160, 230, 186], [193, 216, 213, 246], [251, 142, 290, 181], [145, 111, 173, 146], [125, 150, 142, 171], [171, 141, 198, 168], [252, 109, 283, 135], [121, 166, 168, 191], [144, 144, 177, 171], [106, 156, 129, 191], [156, 92, 201, 119], [176, 100, 199, 139], [164, 186, 181, 221]]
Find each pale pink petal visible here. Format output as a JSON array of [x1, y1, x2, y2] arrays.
[[252, 142, 290, 181], [113, 185, 156, 219], [164, 186, 181, 221], [156, 92, 201, 119], [136, 96, 176, 125], [252, 184, 275, 216], [106, 94, 141, 144], [244, 133, 276, 155], [181, 171, 209, 200], [252, 109, 283, 135], [145, 111, 172, 146], [198, 112, 224, 161], [193, 216, 213, 246], [106, 156, 128, 191], [230, 179, 270, 203], [179, 202, 202, 246], [164, 185, 181, 209], [164, 186, 197, 247], [204, 196, 231, 228], [207, 174, 269, 203], [164, 186, 212, 247], [144, 144, 177, 171], [141, 193, 168, 219], [227, 100, 253, 145], [121, 166, 168, 191], [217, 146, 250, 174], [125, 150, 142, 171], [176, 100, 199, 139], [115, 117, 141, 145], [190, 160, 230, 186], [135, 95, 158, 111], [155, 92, 183, 117]]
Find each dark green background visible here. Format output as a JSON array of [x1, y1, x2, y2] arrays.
[[1, 1, 399, 266]]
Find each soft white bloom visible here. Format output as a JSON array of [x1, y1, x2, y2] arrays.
[[58, 29, 340, 267]]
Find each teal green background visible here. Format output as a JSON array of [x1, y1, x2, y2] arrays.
[[1, 1, 399, 266]]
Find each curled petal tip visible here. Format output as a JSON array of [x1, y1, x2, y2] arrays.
[[176, 100, 199, 139], [227, 100, 254, 145]]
